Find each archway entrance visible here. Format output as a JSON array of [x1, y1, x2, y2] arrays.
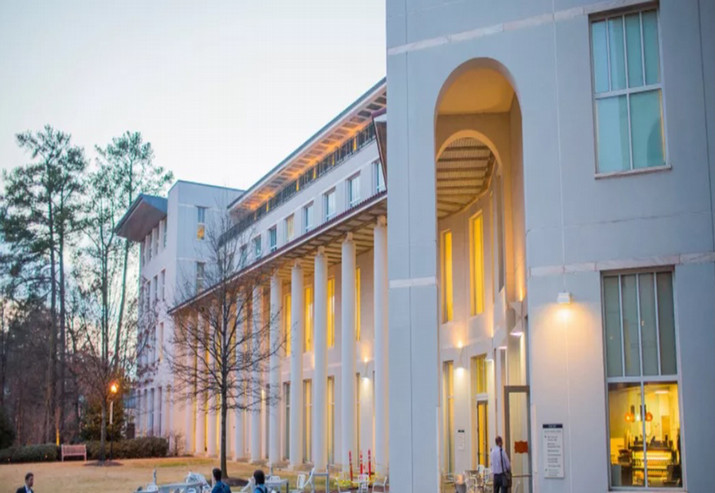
[[434, 60, 529, 492]]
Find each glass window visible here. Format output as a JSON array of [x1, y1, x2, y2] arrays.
[[603, 271, 681, 488], [160, 270, 165, 301], [304, 286, 313, 352], [327, 277, 335, 347], [197, 207, 206, 240], [303, 203, 314, 233], [355, 267, 361, 341], [162, 219, 167, 248], [591, 8, 665, 173], [374, 161, 385, 193], [285, 214, 295, 243], [283, 293, 292, 356], [303, 379, 312, 463], [443, 361, 455, 474], [324, 190, 336, 221], [283, 382, 290, 460], [470, 355, 489, 469], [196, 262, 205, 293], [441, 230, 454, 322], [348, 174, 360, 207], [268, 226, 277, 252], [153, 227, 159, 256], [253, 236, 262, 259], [327, 376, 335, 465], [470, 213, 485, 316]]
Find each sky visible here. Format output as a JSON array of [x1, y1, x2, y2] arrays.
[[0, 0, 386, 190]]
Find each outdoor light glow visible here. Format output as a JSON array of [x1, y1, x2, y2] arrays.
[[457, 340, 463, 349], [109, 382, 119, 394], [510, 331, 523, 337]]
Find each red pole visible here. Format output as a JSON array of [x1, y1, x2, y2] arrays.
[[368, 449, 372, 477], [349, 451, 354, 481], [360, 450, 364, 475]]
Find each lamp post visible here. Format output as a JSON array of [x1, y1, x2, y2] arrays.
[[109, 382, 119, 462]]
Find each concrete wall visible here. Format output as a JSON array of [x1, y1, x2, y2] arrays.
[[387, 0, 715, 491]]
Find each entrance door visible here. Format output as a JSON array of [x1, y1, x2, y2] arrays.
[[505, 386, 532, 493]]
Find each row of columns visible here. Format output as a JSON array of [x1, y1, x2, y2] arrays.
[[181, 218, 388, 474], [135, 385, 172, 438]]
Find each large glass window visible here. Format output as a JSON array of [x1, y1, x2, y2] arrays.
[[441, 230, 454, 322], [283, 292, 292, 356], [603, 271, 681, 488], [283, 382, 290, 460], [443, 361, 455, 474], [471, 355, 489, 468], [303, 203, 314, 233], [285, 214, 295, 243], [355, 267, 361, 341], [252, 236, 262, 259], [197, 206, 206, 240], [303, 379, 312, 463], [591, 8, 665, 173], [196, 262, 205, 293], [268, 226, 277, 252], [374, 161, 385, 193], [470, 213, 485, 316], [327, 376, 335, 465]]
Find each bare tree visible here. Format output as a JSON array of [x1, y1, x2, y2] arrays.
[[169, 210, 282, 478]]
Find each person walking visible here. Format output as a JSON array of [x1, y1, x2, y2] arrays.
[[252, 469, 268, 493], [16, 472, 34, 493], [211, 468, 231, 493], [490, 436, 511, 493]]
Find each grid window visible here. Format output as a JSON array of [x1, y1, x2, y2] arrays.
[[603, 271, 681, 488], [348, 174, 360, 207], [303, 203, 314, 233], [327, 277, 335, 347], [285, 214, 295, 243], [253, 236, 262, 259], [470, 355, 489, 469], [355, 267, 361, 341], [443, 361, 455, 474], [374, 161, 385, 193], [304, 286, 313, 352], [327, 376, 335, 464], [283, 293, 292, 356], [303, 379, 312, 462], [441, 230, 454, 322], [591, 8, 665, 173], [268, 226, 277, 252], [470, 213, 485, 316], [324, 189, 336, 221]]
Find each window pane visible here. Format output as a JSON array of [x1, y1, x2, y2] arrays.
[[608, 17, 627, 90], [591, 20, 610, 93], [630, 90, 665, 169], [621, 275, 641, 376], [625, 14, 644, 88], [642, 382, 682, 488], [638, 273, 658, 376], [657, 272, 677, 375], [603, 276, 624, 377], [607, 382, 643, 488], [642, 10, 660, 85], [596, 96, 630, 172]]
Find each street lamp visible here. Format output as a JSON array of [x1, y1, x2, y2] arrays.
[[109, 382, 119, 462]]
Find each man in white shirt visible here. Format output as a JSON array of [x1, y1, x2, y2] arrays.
[[16, 472, 34, 493], [490, 436, 511, 493]]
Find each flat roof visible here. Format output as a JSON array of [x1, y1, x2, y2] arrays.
[[115, 194, 168, 242]]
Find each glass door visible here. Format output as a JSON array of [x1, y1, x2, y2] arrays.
[[505, 386, 532, 493]]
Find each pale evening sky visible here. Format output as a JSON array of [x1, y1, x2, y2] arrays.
[[0, 0, 386, 190]]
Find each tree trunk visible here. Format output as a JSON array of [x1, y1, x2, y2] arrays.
[[100, 399, 107, 462], [46, 197, 58, 445], [221, 389, 228, 478], [114, 236, 130, 367], [58, 233, 67, 444]]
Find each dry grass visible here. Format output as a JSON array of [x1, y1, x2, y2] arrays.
[[0, 457, 336, 493]]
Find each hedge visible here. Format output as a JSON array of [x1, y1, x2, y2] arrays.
[[86, 437, 168, 460], [0, 437, 168, 463], [0, 444, 58, 463]]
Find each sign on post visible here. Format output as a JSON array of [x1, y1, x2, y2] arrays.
[[542, 424, 564, 479]]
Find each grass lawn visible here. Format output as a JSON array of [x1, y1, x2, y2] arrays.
[[0, 457, 340, 492]]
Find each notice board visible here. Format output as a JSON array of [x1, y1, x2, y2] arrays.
[[542, 424, 564, 479]]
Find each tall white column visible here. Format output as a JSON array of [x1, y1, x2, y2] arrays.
[[136, 390, 143, 436], [313, 248, 328, 470], [233, 408, 245, 460], [144, 389, 150, 436], [161, 386, 169, 437], [269, 273, 282, 466], [207, 391, 217, 456], [340, 234, 357, 471], [373, 216, 389, 475], [154, 387, 162, 437], [184, 392, 193, 453], [289, 262, 304, 467], [250, 286, 263, 462], [194, 393, 205, 455]]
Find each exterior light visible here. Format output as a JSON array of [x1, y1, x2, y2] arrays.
[[457, 341, 463, 349], [557, 292, 572, 304], [510, 331, 523, 337], [109, 382, 119, 395]]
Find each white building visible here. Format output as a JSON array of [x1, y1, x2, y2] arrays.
[[118, 1, 715, 490]]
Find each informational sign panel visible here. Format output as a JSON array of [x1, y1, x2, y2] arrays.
[[457, 429, 465, 450], [542, 424, 565, 478]]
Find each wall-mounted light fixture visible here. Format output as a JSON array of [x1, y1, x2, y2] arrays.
[[557, 291, 572, 305]]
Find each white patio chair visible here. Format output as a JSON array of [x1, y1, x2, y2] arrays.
[[357, 473, 369, 493], [373, 475, 389, 492], [290, 467, 315, 493]]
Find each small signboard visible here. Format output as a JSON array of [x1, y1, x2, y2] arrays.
[[457, 429, 465, 450], [542, 424, 564, 479]]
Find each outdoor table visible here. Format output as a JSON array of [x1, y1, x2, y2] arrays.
[[265, 478, 289, 493]]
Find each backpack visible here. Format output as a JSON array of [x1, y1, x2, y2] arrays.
[[254, 485, 268, 493]]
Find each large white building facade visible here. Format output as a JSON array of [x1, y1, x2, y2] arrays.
[[117, 1, 715, 490]]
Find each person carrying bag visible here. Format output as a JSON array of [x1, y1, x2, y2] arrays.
[[490, 436, 512, 493]]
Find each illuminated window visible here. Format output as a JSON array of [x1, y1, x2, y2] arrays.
[[603, 271, 681, 488], [355, 267, 361, 341], [441, 230, 453, 322], [303, 379, 312, 462], [285, 214, 295, 243], [470, 355, 488, 469], [327, 278, 335, 347], [591, 8, 665, 173], [304, 286, 313, 352], [197, 207, 206, 240], [443, 361, 455, 474], [470, 213, 485, 315], [327, 376, 335, 464], [494, 177, 505, 294], [283, 293, 292, 356]]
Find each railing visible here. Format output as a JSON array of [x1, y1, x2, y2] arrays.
[[222, 124, 377, 244]]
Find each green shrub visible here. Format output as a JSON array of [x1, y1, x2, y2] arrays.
[[0, 407, 16, 449], [86, 437, 168, 460], [0, 443, 58, 463]]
